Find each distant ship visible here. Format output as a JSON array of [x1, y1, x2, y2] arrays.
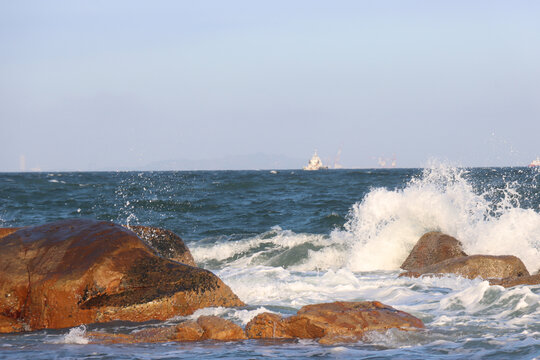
[[529, 157, 540, 167], [303, 151, 328, 171]]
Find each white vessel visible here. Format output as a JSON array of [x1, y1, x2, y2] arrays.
[[303, 151, 328, 171], [529, 157, 540, 167]]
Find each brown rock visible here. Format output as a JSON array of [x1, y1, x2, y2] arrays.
[[246, 301, 424, 344], [0, 219, 244, 333], [0, 314, 25, 333], [401, 255, 530, 280], [245, 313, 292, 339], [197, 315, 246, 340], [489, 274, 540, 288], [401, 232, 467, 271], [0, 228, 21, 239], [175, 320, 204, 341], [127, 225, 197, 266], [89, 316, 245, 344]]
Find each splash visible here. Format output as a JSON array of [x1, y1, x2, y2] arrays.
[[334, 163, 540, 272], [191, 163, 540, 273], [53, 325, 89, 344]]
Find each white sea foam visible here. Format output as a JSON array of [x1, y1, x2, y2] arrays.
[[191, 162, 540, 273], [53, 325, 89, 344], [169, 306, 275, 326]]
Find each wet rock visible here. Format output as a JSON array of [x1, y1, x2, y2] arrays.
[[0, 219, 244, 333], [0, 228, 21, 239], [175, 320, 205, 341], [89, 316, 245, 343], [197, 315, 246, 340], [127, 225, 197, 266], [246, 301, 424, 344], [0, 315, 25, 333], [489, 273, 540, 288], [245, 313, 292, 339], [400, 255, 529, 280], [401, 232, 467, 271]]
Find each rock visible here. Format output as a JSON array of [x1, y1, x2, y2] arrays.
[[400, 255, 530, 280], [175, 320, 205, 341], [0, 219, 244, 333], [89, 316, 245, 343], [245, 301, 424, 344], [127, 225, 197, 266], [0, 228, 21, 239], [245, 312, 292, 339], [0, 315, 25, 333], [401, 232, 467, 271], [489, 274, 540, 288], [197, 315, 246, 340]]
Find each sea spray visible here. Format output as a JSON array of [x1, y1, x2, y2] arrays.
[[192, 163, 540, 272]]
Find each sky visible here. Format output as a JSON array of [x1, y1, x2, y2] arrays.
[[1, 0, 539, 171]]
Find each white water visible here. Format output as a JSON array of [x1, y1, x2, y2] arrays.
[[191, 163, 540, 273]]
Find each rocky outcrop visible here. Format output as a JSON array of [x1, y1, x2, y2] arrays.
[[400, 255, 529, 280], [489, 273, 540, 288], [0, 219, 244, 333], [127, 225, 197, 266], [401, 232, 467, 271], [89, 316, 246, 343], [246, 301, 424, 344]]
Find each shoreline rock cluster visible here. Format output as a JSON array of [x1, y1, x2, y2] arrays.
[[1, 220, 537, 344]]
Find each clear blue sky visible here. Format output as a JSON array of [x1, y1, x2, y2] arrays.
[[1, 0, 539, 171]]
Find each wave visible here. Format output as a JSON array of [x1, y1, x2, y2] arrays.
[[191, 163, 540, 273]]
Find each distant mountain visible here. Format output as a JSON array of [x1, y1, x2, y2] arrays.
[[141, 153, 305, 171]]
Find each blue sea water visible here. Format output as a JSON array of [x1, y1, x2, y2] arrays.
[[0, 165, 539, 359]]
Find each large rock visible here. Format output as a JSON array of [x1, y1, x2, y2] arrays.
[[0, 219, 244, 333], [89, 316, 245, 343], [400, 255, 530, 280], [246, 301, 424, 344], [401, 232, 467, 271], [127, 225, 197, 266]]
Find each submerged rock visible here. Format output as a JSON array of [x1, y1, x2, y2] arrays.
[[0, 227, 21, 239], [127, 225, 197, 266], [89, 316, 245, 343], [401, 232, 467, 271], [0, 219, 244, 333], [246, 301, 424, 344], [400, 255, 530, 280], [489, 273, 540, 288]]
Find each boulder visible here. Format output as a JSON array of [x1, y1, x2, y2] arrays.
[[246, 301, 424, 344], [401, 232, 467, 271], [0, 219, 244, 333], [197, 315, 247, 340], [127, 225, 197, 267], [400, 255, 529, 280], [245, 312, 292, 339], [489, 274, 540, 288], [89, 316, 245, 343]]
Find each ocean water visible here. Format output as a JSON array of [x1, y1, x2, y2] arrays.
[[0, 164, 539, 359]]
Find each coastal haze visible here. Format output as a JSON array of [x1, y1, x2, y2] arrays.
[[1, 1, 540, 171]]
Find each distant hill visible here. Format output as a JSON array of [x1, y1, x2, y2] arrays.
[[141, 153, 305, 171]]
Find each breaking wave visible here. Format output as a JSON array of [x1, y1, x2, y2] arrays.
[[191, 163, 540, 273]]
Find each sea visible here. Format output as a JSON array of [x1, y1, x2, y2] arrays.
[[0, 163, 539, 359]]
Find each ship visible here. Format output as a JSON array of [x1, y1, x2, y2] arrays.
[[529, 157, 540, 167], [303, 151, 328, 171]]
